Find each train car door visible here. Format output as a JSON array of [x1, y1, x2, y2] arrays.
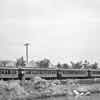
[[88, 69, 91, 78], [18, 68, 24, 80], [57, 70, 62, 79]]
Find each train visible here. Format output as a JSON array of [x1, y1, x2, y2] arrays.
[[0, 67, 100, 80]]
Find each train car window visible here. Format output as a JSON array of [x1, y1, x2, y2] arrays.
[[63, 71, 70, 74], [46, 71, 49, 74], [37, 70, 40, 74], [23, 70, 27, 74], [92, 71, 100, 74], [14, 70, 17, 74], [40, 70, 46, 74], [1, 69, 4, 74], [3, 69, 5, 74], [96, 71, 100, 74], [44, 70, 47, 74], [30, 70, 32, 74], [39, 71, 41, 74], [8, 69, 12, 74], [25, 71, 28, 74], [50, 71, 54, 74], [40, 71, 43, 74], [45, 71, 47, 74], [0, 69, 3, 74], [10, 70, 13, 74], [11, 70, 16, 74], [31, 70, 38, 74], [33, 70, 38, 74], [7, 69, 9, 74], [5, 69, 8, 74], [49, 71, 51, 74], [31, 71, 34, 74], [62, 71, 65, 74], [44, 70, 48, 74], [46, 70, 49, 74], [39, 70, 48, 74], [2, 69, 5, 74], [8, 69, 11, 74], [46, 70, 48, 74], [39, 70, 42, 74], [36, 70, 39, 74], [0, 70, 1, 74], [72, 70, 85, 74], [51, 71, 54, 74], [0, 69, 2, 74], [53, 71, 57, 74], [45, 70, 49, 74], [51, 71, 55, 74], [63, 70, 86, 74], [26, 70, 31, 74]]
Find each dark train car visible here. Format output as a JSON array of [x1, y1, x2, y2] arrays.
[[0, 67, 18, 80], [23, 67, 57, 79], [1, 67, 100, 80], [59, 69, 88, 79], [90, 69, 100, 78]]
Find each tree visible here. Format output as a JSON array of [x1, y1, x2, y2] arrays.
[[57, 63, 62, 68], [70, 61, 83, 69], [62, 63, 69, 69], [16, 56, 26, 67], [0, 60, 11, 67], [90, 62, 98, 69], [83, 60, 90, 69], [37, 58, 50, 68]]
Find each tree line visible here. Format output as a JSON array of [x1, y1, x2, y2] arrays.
[[0, 57, 98, 69]]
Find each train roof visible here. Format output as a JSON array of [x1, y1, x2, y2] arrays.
[[0, 67, 18, 69], [22, 67, 89, 71], [22, 67, 58, 70], [89, 69, 100, 71], [0, 67, 100, 71], [58, 68, 89, 71]]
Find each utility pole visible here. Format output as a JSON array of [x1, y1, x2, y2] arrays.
[[24, 43, 30, 64]]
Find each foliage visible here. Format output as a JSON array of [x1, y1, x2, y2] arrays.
[[0, 60, 14, 67], [89, 62, 98, 69], [70, 61, 83, 69], [36, 58, 50, 68], [82, 60, 90, 69], [82, 60, 98, 69], [16, 56, 26, 67], [0, 61, 9, 67], [57, 63, 62, 68], [62, 63, 70, 69]]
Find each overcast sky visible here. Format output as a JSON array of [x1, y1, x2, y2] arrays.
[[0, 0, 100, 64]]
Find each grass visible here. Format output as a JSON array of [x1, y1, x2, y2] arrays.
[[1, 78, 100, 100], [78, 78, 100, 84]]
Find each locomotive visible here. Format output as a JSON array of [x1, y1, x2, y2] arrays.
[[0, 67, 100, 80]]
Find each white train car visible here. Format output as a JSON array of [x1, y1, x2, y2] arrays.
[[0, 67, 18, 79], [23, 67, 57, 79], [60, 69, 88, 78]]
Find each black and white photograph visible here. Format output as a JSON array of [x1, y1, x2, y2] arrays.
[[0, 0, 100, 100]]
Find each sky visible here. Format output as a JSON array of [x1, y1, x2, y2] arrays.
[[0, 0, 100, 64]]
